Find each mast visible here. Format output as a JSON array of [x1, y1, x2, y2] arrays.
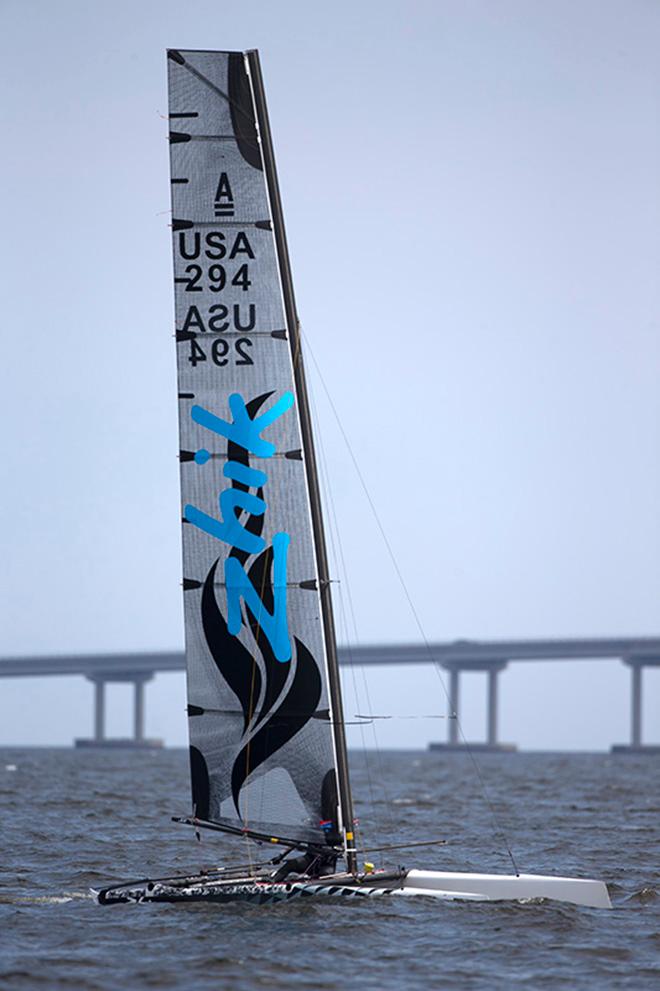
[[246, 50, 357, 873]]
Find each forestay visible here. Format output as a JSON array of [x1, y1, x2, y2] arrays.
[[167, 50, 345, 849]]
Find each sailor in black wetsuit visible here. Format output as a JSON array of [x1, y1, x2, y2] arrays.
[[271, 847, 337, 883], [271, 819, 340, 882], [272, 773, 342, 882]]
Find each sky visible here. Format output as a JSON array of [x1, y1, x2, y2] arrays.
[[1, 0, 659, 750]]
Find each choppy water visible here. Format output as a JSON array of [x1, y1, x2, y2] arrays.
[[1, 748, 658, 990]]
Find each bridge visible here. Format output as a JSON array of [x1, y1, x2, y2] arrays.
[[1, 638, 658, 752]]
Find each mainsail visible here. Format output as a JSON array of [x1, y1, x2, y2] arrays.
[[167, 49, 355, 861]]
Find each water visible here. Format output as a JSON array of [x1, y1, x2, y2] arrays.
[[1, 748, 658, 990]]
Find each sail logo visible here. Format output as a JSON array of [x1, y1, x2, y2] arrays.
[[214, 172, 235, 218], [185, 392, 294, 662]]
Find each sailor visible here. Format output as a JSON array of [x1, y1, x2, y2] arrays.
[[271, 846, 337, 883], [271, 776, 343, 882]]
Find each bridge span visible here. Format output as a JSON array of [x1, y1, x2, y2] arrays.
[[1, 638, 658, 752]]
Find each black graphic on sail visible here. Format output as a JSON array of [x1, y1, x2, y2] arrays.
[[200, 547, 323, 817], [168, 50, 352, 850]]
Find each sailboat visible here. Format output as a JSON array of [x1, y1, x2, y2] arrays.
[[94, 49, 610, 909]]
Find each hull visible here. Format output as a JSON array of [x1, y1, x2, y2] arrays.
[[93, 867, 611, 909], [95, 879, 392, 906], [93, 869, 403, 906], [402, 870, 612, 909]]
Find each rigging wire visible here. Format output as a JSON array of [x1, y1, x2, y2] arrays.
[[334, 593, 371, 858], [354, 713, 448, 720], [306, 365, 379, 858], [301, 330, 521, 877], [306, 339, 410, 860]]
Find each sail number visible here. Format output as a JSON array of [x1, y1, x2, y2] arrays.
[[188, 338, 253, 367], [176, 230, 258, 370], [177, 264, 251, 294]]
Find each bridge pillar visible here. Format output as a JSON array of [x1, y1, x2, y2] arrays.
[[430, 660, 514, 752], [75, 671, 162, 749], [631, 662, 642, 747], [448, 668, 460, 744], [612, 655, 660, 754], [487, 666, 499, 746], [93, 677, 106, 742], [133, 676, 148, 742]]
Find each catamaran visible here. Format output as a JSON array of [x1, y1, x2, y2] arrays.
[[94, 49, 610, 908]]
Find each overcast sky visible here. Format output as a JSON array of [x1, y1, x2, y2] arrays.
[[1, 0, 659, 750]]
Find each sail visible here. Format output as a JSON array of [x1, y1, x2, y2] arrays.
[[167, 49, 349, 850]]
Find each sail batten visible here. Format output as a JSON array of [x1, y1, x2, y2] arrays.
[[167, 49, 352, 854]]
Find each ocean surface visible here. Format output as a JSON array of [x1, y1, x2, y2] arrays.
[[1, 748, 658, 990]]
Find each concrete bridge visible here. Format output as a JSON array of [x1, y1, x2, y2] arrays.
[[1, 638, 659, 752]]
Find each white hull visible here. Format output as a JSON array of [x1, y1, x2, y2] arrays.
[[400, 870, 612, 908]]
